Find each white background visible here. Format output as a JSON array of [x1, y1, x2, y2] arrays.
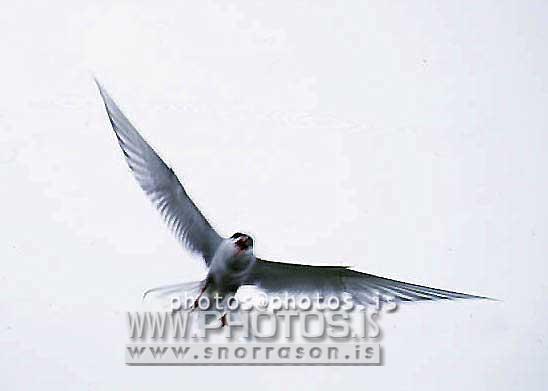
[[1, 1, 547, 389]]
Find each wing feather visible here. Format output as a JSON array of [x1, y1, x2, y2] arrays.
[[95, 80, 223, 265], [246, 258, 491, 306]]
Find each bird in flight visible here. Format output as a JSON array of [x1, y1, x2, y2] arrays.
[[95, 80, 489, 317]]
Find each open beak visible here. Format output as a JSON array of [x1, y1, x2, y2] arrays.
[[235, 236, 252, 252]]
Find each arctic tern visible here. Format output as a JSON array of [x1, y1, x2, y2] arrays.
[[95, 81, 489, 318]]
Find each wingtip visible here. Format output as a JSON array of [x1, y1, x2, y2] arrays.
[[95, 83, 105, 97], [92, 76, 109, 101], [91, 73, 101, 85], [479, 295, 499, 302], [92, 74, 101, 88], [457, 292, 498, 302], [93, 78, 118, 118]]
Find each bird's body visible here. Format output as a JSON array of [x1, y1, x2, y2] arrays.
[[207, 236, 256, 297], [95, 80, 491, 315]]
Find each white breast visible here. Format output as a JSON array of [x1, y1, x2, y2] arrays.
[[208, 239, 256, 290]]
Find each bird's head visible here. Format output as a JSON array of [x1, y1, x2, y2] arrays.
[[230, 232, 254, 255]]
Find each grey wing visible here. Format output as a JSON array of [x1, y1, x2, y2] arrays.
[[95, 80, 223, 265], [245, 258, 491, 306]]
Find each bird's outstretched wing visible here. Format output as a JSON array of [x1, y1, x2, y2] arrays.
[[245, 258, 490, 306], [95, 81, 223, 265]]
